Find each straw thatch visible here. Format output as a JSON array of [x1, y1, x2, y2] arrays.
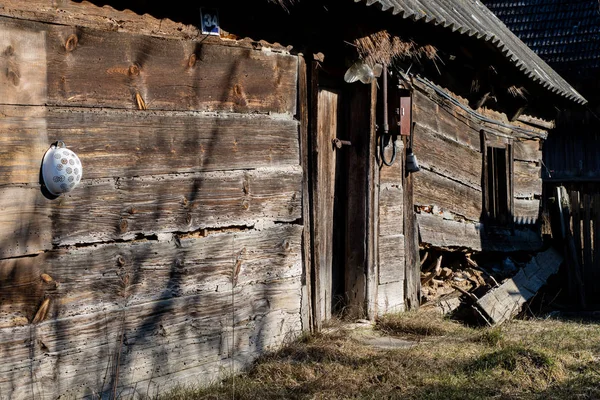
[[353, 30, 439, 68]]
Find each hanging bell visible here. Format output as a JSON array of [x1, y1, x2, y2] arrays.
[[406, 148, 421, 173]]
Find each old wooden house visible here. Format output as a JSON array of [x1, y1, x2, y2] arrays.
[[484, 0, 600, 305], [0, 0, 585, 398]]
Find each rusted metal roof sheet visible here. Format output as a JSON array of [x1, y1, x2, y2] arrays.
[[356, 0, 587, 104], [483, 0, 600, 74]]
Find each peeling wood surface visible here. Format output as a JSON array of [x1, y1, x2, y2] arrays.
[[477, 248, 562, 325], [0, 106, 299, 185], [0, 16, 297, 113]]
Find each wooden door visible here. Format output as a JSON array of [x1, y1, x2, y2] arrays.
[[313, 88, 340, 323]]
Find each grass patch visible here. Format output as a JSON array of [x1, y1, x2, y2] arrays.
[[155, 313, 600, 400]]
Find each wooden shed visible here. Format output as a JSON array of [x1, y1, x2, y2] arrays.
[[0, 0, 584, 398]]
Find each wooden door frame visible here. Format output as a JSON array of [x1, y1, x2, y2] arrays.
[[305, 56, 379, 328]]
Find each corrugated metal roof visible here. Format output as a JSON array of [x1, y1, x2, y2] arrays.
[[483, 0, 600, 73], [355, 0, 587, 104]]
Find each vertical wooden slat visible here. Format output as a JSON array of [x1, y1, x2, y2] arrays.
[[594, 194, 600, 296], [583, 194, 593, 289], [571, 190, 583, 274], [297, 55, 313, 331], [315, 88, 339, 323], [309, 59, 322, 330], [366, 80, 378, 319], [403, 91, 420, 310]]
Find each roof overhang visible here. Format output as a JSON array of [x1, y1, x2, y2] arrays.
[[356, 0, 587, 105]]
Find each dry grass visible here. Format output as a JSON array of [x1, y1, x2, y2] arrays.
[[158, 313, 600, 400]]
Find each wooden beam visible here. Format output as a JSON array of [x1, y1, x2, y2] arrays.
[[0, 16, 298, 114], [0, 224, 303, 325], [0, 106, 299, 185], [0, 167, 302, 258]]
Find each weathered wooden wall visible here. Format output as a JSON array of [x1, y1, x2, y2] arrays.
[[412, 80, 546, 251], [0, 6, 303, 399], [377, 140, 406, 314]]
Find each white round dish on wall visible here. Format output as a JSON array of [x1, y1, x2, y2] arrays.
[[41, 141, 83, 196]]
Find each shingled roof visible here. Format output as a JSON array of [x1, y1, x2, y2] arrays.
[[355, 0, 587, 104], [482, 0, 600, 73]]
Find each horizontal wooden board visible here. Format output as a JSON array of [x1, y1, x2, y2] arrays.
[[0, 275, 303, 399], [0, 16, 297, 113], [379, 185, 404, 236], [0, 0, 203, 40], [0, 167, 302, 258], [413, 88, 481, 151], [0, 224, 302, 325], [414, 169, 482, 222], [513, 139, 541, 162], [417, 213, 543, 252], [0, 106, 299, 185], [378, 235, 405, 284], [376, 281, 405, 316], [514, 160, 542, 198], [413, 122, 482, 189]]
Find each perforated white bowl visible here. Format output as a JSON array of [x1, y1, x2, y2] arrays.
[[42, 141, 83, 196]]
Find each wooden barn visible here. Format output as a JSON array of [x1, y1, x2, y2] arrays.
[[0, 0, 585, 398], [484, 0, 600, 306]]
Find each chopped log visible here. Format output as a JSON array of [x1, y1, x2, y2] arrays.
[[421, 255, 443, 286]]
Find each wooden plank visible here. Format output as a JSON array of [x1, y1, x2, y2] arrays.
[[366, 81, 378, 320], [376, 281, 405, 316], [297, 55, 313, 331], [0, 106, 299, 185], [584, 194, 593, 287], [0, 16, 298, 114], [412, 122, 482, 189], [0, 0, 203, 40], [379, 139, 404, 185], [594, 195, 600, 295], [0, 224, 303, 325], [513, 139, 541, 162], [403, 136, 420, 311], [514, 198, 540, 225], [379, 184, 404, 236], [0, 276, 303, 400], [414, 168, 482, 222], [571, 191, 583, 270], [412, 89, 481, 151], [476, 248, 562, 325], [514, 161, 542, 198], [314, 88, 339, 323], [417, 213, 543, 252], [0, 167, 302, 258], [378, 235, 405, 284]]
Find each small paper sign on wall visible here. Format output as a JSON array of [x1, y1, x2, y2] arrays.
[[200, 8, 220, 36]]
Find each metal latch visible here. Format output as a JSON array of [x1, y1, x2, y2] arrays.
[[332, 138, 352, 149]]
